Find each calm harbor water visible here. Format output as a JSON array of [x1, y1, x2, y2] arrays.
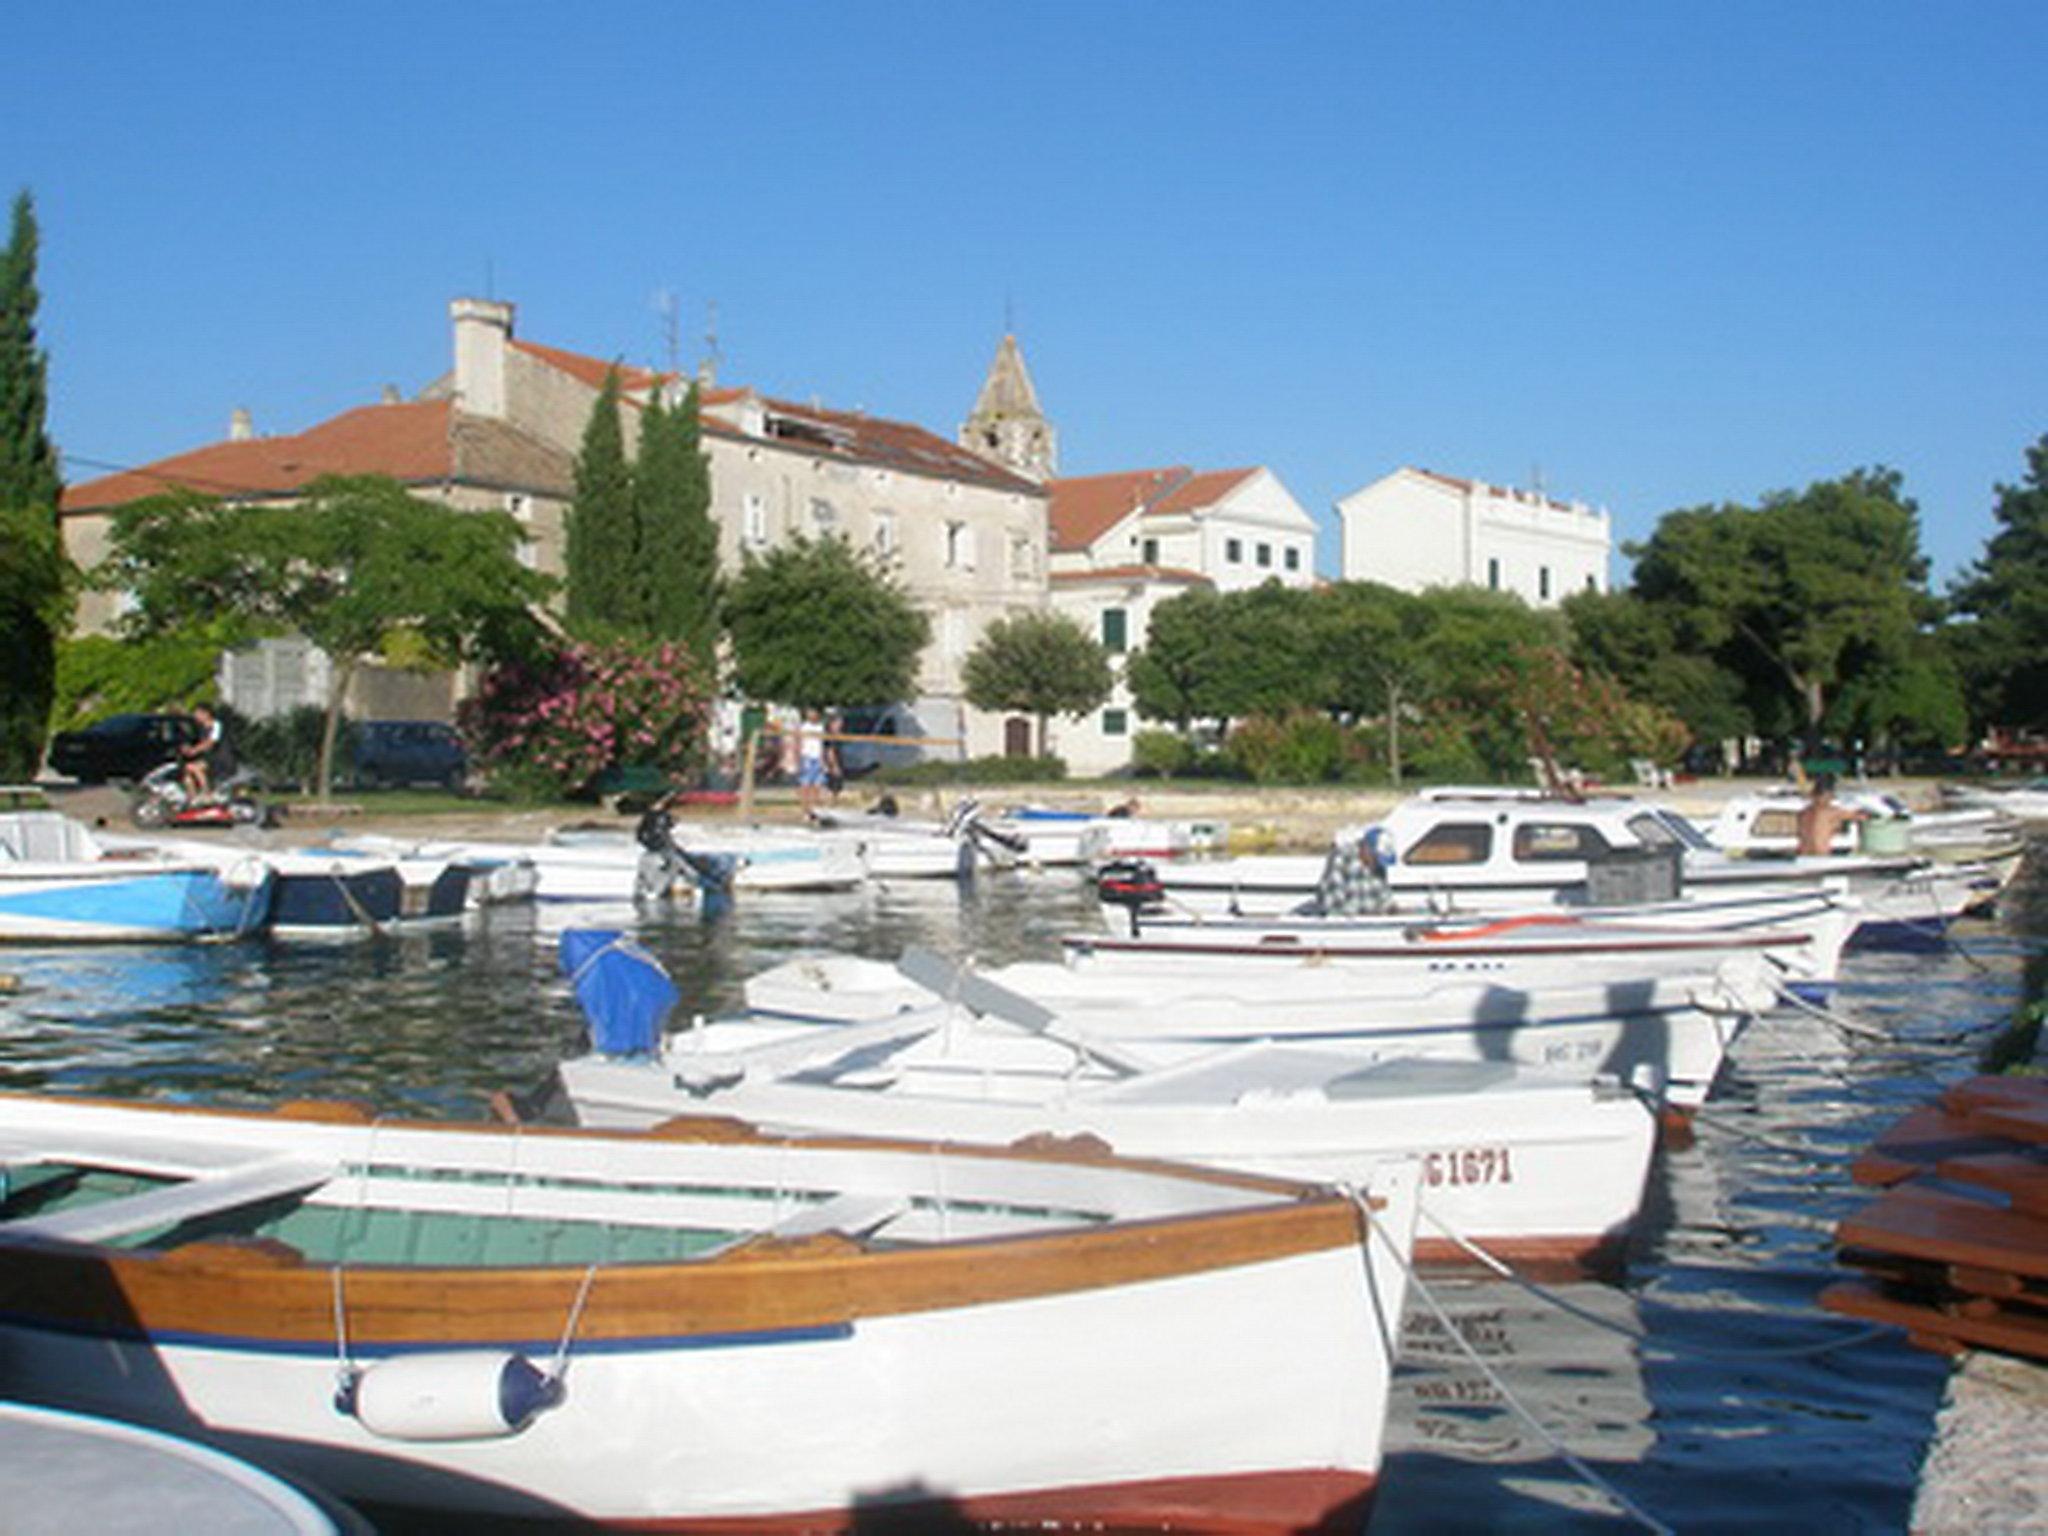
[[2, 843, 2042, 1532]]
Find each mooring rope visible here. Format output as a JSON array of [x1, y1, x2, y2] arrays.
[[1415, 1208, 1896, 1362], [1348, 1189, 1673, 1536], [546, 1262, 601, 1384]]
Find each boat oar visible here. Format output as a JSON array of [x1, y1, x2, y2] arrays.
[[668, 1005, 955, 1092], [895, 947, 1157, 1076]]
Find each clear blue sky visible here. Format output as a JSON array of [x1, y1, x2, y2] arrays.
[[8, 2, 2043, 582]]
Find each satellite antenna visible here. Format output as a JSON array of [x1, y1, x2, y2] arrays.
[[654, 288, 681, 378]]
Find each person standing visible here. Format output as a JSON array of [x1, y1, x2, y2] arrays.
[[796, 709, 827, 818]]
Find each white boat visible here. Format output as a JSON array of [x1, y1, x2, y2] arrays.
[[1146, 788, 2014, 947], [0, 808, 272, 944], [561, 995, 1659, 1275], [985, 803, 1228, 868], [0, 1090, 1415, 1532], [742, 946, 1772, 1109], [1702, 784, 2025, 858], [554, 823, 869, 893], [334, 832, 679, 905], [1941, 775, 2048, 824], [1103, 881, 1860, 987]]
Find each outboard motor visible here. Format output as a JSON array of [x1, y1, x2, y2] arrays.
[[1095, 857, 1166, 935]]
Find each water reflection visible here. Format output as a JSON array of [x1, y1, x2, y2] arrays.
[[0, 847, 2040, 1532]]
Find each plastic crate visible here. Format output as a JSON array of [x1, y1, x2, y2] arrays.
[[1586, 845, 1682, 905]]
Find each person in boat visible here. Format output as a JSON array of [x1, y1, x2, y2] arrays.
[[634, 790, 687, 900], [179, 703, 232, 801], [1796, 772, 1866, 855], [1308, 824, 1396, 915]]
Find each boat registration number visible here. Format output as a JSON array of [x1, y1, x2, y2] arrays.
[[1424, 1146, 1515, 1187]]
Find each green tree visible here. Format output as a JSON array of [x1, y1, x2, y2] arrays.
[[723, 535, 930, 712], [1564, 586, 1749, 753], [1949, 434, 2048, 733], [1629, 471, 1930, 751], [1309, 581, 1431, 784], [962, 610, 1113, 757], [564, 367, 637, 636], [0, 190, 66, 777], [1127, 581, 1318, 732], [635, 381, 720, 669], [101, 475, 553, 798], [0, 192, 59, 518], [0, 504, 69, 775]]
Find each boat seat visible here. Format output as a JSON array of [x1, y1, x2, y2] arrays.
[[767, 1191, 909, 1241], [0, 811, 102, 864], [8, 1156, 337, 1245]]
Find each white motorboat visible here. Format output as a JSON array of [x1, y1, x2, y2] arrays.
[[1144, 788, 2015, 947], [553, 823, 869, 892], [741, 946, 1772, 1109], [0, 808, 272, 944], [0, 1089, 1414, 1533], [1702, 784, 2025, 858], [333, 832, 652, 904], [1941, 776, 2048, 824], [984, 803, 1228, 868]]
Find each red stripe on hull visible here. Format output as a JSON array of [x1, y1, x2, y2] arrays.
[[372, 1470, 1377, 1535], [1414, 1230, 1628, 1283]]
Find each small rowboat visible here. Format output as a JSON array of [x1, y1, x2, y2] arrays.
[[0, 808, 272, 944], [0, 1091, 1415, 1532]]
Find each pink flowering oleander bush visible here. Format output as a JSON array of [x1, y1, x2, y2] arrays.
[[458, 640, 710, 800]]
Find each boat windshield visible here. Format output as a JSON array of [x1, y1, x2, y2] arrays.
[[1630, 809, 1715, 852]]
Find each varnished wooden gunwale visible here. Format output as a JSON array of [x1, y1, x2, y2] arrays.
[[0, 1196, 1369, 1348]]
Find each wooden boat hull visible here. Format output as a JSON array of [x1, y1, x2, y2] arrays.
[[0, 1096, 1407, 1531]]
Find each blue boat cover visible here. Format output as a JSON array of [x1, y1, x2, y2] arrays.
[[559, 929, 677, 1056]]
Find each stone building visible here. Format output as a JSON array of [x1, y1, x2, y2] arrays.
[[62, 298, 1052, 754], [1336, 466, 1611, 606]]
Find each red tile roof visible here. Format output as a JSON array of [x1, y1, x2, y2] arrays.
[[508, 338, 670, 395], [1046, 468, 1186, 552], [61, 401, 574, 513], [1045, 465, 1259, 553], [63, 401, 458, 513], [506, 336, 1040, 494]]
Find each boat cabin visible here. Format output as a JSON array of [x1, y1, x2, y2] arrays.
[[1377, 791, 1710, 905]]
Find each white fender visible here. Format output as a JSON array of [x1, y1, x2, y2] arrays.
[[345, 1350, 559, 1442]]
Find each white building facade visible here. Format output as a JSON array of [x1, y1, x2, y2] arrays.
[[1042, 465, 1318, 775], [1336, 467, 1610, 606]]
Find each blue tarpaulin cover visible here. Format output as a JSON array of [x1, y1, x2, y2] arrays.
[[559, 929, 677, 1057]]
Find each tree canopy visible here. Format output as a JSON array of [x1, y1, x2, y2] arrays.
[[1627, 470, 1931, 748], [564, 367, 637, 636], [1127, 582, 1318, 729], [0, 190, 65, 778], [962, 610, 1113, 757], [1949, 434, 2048, 733], [100, 475, 552, 797], [636, 381, 721, 668], [722, 535, 930, 712]]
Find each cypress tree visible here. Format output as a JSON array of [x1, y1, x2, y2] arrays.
[[635, 379, 721, 671], [0, 191, 60, 517], [564, 366, 636, 636], [0, 189, 66, 778]]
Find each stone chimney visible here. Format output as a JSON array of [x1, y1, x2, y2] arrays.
[[379, 383, 401, 405], [450, 297, 515, 420], [229, 407, 254, 442]]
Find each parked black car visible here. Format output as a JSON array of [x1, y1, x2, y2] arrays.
[[350, 720, 467, 790], [47, 712, 198, 783]]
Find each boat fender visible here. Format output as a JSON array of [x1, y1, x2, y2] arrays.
[[341, 1350, 562, 1441]]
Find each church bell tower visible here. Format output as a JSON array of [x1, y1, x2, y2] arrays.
[[959, 333, 1057, 482]]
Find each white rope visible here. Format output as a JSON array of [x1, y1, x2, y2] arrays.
[[1348, 1189, 1674, 1536], [1416, 1207, 1896, 1361], [546, 1262, 601, 1382], [1766, 977, 1890, 1042]]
